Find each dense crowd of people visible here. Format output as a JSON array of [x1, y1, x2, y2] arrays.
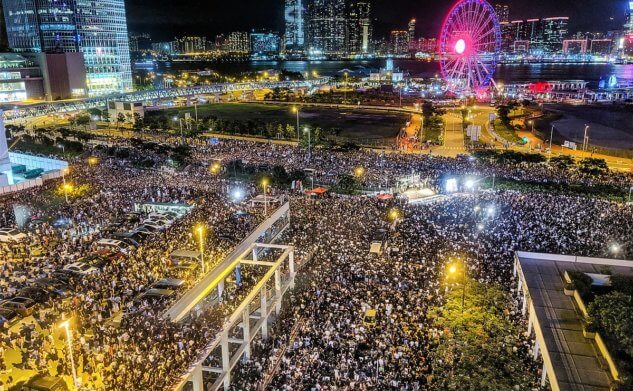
[[0, 135, 632, 390]]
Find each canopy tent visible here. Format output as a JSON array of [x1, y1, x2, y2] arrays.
[[305, 187, 328, 196], [376, 193, 394, 200]]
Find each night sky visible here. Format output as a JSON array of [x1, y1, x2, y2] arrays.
[[126, 0, 628, 40]]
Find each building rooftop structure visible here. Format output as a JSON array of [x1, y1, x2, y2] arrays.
[[514, 251, 632, 391]]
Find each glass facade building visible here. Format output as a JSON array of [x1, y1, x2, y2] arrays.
[[284, 0, 304, 52], [2, 0, 133, 96]]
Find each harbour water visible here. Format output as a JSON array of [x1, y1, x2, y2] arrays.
[[155, 59, 633, 86]]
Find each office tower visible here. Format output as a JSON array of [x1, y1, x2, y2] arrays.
[[390, 30, 409, 55], [250, 31, 280, 55], [347, 1, 371, 55], [494, 4, 510, 23], [306, 0, 347, 56], [284, 0, 305, 52], [542, 17, 569, 52], [2, 0, 133, 96]]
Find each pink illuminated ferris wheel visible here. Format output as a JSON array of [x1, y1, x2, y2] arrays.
[[439, 0, 501, 93]]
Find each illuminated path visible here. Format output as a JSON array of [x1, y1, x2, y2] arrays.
[[3, 78, 330, 121]]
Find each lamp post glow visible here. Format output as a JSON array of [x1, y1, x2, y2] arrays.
[[447, 261, 467, 314], [303, 126, 311, 160], [59, 319, 79, 388], [261, 178, 270, 215], [292, 107, 300, 141], [354, 166, 364, 178], [195, 225, 205, 273], [62, 183, 73, 204]]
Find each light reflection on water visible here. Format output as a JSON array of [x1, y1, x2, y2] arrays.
[[155, 59, 633, 86]]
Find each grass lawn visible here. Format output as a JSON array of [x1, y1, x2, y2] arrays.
[[493, 120, 523, 144], [148, 103, 408, 142]]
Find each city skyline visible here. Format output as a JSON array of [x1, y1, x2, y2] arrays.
[[127, 0, 627, 40]]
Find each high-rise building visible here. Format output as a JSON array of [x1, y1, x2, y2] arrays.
[[390, 30, 409, 55], [250, 31, 280, 55], [129, 33, 152, 54], [590, 39, 613, 56], [347, 1, 371, 55], [284, 0, 305, 52], [174, 36, 207, 54], [408, 19, 416, 43], [225, 32, 250, 54], [494, 4, 510, 23], [542, 17, 569, 52], [306, 0, 347, 56], [625, 1, 633, 34], [2, 0, 133, 96]]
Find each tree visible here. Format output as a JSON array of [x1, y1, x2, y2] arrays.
[[116, 113, 126, 134], [332, 174, 360, 195], [550, 155, 575, 170], [75, 113, 91, 131], [132, 113, 144, 134], [429, 279, 542, 390], [579, 158, 609, 176], [271, 165, 289, 185], [589, 292, 633, 358], [102, 110, 111, 127]]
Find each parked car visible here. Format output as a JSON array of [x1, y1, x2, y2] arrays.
[[63, 262, 99, 275], [19, 374, 70, 391], [0, 228, 27, 243], [96, 238, 133, 254], [32, 278, 72, 298], [168, 260, 199, 279], [136, 225, 160, 235], [50, 270, 79, 284], [150, 278, 185, 292], [140, 288, 175, 301], [0, 297, 37, 317], [0, 308, 19, 328], [112, 233, 141, 248], [142, 222, 166, 232], [15, 287, 51, 304]]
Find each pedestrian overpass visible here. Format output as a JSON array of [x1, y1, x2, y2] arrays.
[[165, 202, 296, 391], [4, 78, 330, 120]]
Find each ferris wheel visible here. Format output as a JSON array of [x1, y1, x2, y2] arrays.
[[439, 0, 501, 93]]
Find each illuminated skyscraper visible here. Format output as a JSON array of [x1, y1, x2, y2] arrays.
[[347, 1, 371, 55], [625, 1, 633, 34], [2, 0, 133, 96], [284, 0, 305, 52], [306, 0, 347, 56], [494, 4, 510, 23], [542, 17, 568, 52]]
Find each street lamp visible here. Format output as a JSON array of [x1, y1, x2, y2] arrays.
[[195, 224, 205, 273], [210, 162, 221, 175], [58, 319, 79, 389], [87, 157, 99, 166], [528, 120, 534, 133], [388, 208, 400, 222], [261, 178, 270, 215], [173, 116, 184, 142], [447, 261, 467, 314], [344, 71, 349, 102], [354, 166, 365, 178], [291, 106, 300, 141], [62, 183, 73, 204], [303, 126, 311, 160]]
